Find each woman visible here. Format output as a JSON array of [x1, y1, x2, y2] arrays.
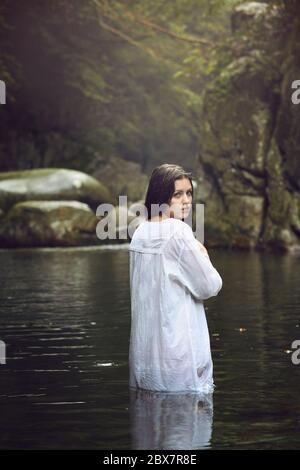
[[128, 163, 222, 393]]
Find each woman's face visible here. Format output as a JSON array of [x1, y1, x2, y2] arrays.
[[168, 177, 193, 220]]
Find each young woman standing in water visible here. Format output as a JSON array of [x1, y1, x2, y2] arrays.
[[129, 163, 222, 393]]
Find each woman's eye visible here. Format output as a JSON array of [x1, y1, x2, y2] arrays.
[[173, 191, 192, 198]]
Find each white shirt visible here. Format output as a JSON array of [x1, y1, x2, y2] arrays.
[[129, 217, 223, 393]]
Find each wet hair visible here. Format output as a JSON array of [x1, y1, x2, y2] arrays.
[[144, 163, 194, 220]]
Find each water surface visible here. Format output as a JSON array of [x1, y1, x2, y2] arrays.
[[0, 246, 299, 449]]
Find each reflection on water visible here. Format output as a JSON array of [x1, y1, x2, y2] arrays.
[[0, 246, 300, 449], [130, 388, 213, 450]]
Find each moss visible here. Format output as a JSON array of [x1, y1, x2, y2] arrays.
[[0, 168, 113, 212], [0, 200, 99, 248]]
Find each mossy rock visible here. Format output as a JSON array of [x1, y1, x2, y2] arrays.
[[0, 168, 113, 212], [203, 217, 236, 249], [0, 200, 100, 247], [90, 156, 148, 204]]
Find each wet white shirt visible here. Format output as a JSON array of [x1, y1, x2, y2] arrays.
[[129, 217, 223, 393]]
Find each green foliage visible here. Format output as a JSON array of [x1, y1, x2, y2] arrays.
[[0, 0, 241, 174]]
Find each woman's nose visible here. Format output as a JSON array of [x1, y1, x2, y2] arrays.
[[182, 193, 190, 203]]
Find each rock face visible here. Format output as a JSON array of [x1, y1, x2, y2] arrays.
[[198, 1, 300, 252]]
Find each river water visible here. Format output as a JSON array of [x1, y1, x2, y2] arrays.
[[0, 246, 299, 449]]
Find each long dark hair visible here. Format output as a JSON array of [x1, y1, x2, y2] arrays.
[[144, 163, 194, 220]]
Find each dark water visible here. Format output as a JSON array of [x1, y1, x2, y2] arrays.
[[0, 246, 300, 450]]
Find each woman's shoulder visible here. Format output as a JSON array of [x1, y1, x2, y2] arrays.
[[164, 220, 195, 248], [130, 217, 193, 239], [171, 219, 193, 236]]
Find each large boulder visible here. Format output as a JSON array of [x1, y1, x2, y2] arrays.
[[0, 200, 100, 247], [0, 198, 144, 248], [0, 168, 113, 212]]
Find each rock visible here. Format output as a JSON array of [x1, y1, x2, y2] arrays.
[[198, 53, 276, 248], [260, 139, 300, 251], [274, 52, 300, 189], [96, 203, 142, 241], [197, 1, 300, 252], [231, 2, 269, 32], [0, 168, 113, 212], [0, 200, 100, 247], [0, 198, 146, 247], [89, 155, 148, 204]]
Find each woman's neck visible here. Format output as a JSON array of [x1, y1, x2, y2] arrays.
[[149, 214, 170, 222]]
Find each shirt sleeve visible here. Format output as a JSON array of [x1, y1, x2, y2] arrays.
[[166, 223, 223, 301]]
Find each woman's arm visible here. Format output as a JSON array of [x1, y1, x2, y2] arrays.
[[165, 225, 223, 301], [195, 239, 209, 258]]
